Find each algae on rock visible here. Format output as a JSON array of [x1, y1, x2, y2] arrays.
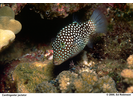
[[12, 60, 54, 93], [35, 81, 58, 93]]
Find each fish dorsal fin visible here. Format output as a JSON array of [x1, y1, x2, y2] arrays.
[[73, 13, 80, 24]]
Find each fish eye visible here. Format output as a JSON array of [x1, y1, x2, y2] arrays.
[[46, 11, 49, 15], [60, 42, 65, 48]]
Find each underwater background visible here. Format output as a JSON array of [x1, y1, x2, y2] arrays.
[[0, 3, 133, 93]]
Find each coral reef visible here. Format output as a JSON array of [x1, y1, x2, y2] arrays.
[[103, 17, 133, 61], [0, 3, 133, 93], [52, 67, 118, 93], [35, 68, 118, 93], [0, 6, 22, 51], [120, 54, 133, 93], [12, 60, 54, 93], [79, 68, 98, 86], [69, 59, 124, 92], [35, 81, 58, 93], [95, 76, 118, 93], [127, 3, 133, 9], [29, 3, 88, 19], [73, 77, 93, 93], [0, 3, 27, 15], [79, 68, 118, 93], [56, 71, 78, 93], [121, 55, 133, 85], [0, 41, 53, 93]]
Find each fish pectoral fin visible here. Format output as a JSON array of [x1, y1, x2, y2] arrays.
[[87, 39, 93, 49]]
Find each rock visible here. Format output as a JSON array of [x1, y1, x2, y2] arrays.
[[29, 3, 88, 19], [12, 60, 54, 93], [35, 81, 58, 93]]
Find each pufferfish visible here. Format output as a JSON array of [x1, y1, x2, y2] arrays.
[[52, 9, 107, 65]]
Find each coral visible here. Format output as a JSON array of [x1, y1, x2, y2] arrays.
[[79, 4, 133, 61], [73, 68, 97, 93], [0, 3, 27, 15], [121, 69, 133, 84], [78, 51, 95, 67], [19, 49, 53, 62], [0, 6, 22, 51], [125, 86, 133, 93], [10, 3, 27, 15], [127, 54, 133, 69], [103, 21, 133, 60], [0, 41, 53, 92], [79, 68, 98, 86], [55, 67, 118, 93], [121, 55, 133, 85], [56, 71, 78, 93], [105, 3, 128, 12], [1, 3, 133, 93], [85, 59, 125, 92], [35, 81, 58, 93], [0, 6, 14, 18], [0, 29, 15, 50], [29, 3, 88, 19], [95, 76, 118, 93], [73, 77, 93, 93], [121, 69, 133, 79], [79, 67, 118, 93], [96, 59, 125, 78], [120, 55, 133, 92], [127, 3, 133, 9], [12, 60, 54, 93], [0, 16, 22, 34]]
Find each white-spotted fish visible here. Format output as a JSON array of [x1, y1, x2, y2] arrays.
[[52, 9, 107, 65]]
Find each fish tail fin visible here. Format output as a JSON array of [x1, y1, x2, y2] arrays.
[[90, 9, 107, 33]]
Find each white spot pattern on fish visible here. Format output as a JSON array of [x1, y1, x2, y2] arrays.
[[52, 9, 107, 65]]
